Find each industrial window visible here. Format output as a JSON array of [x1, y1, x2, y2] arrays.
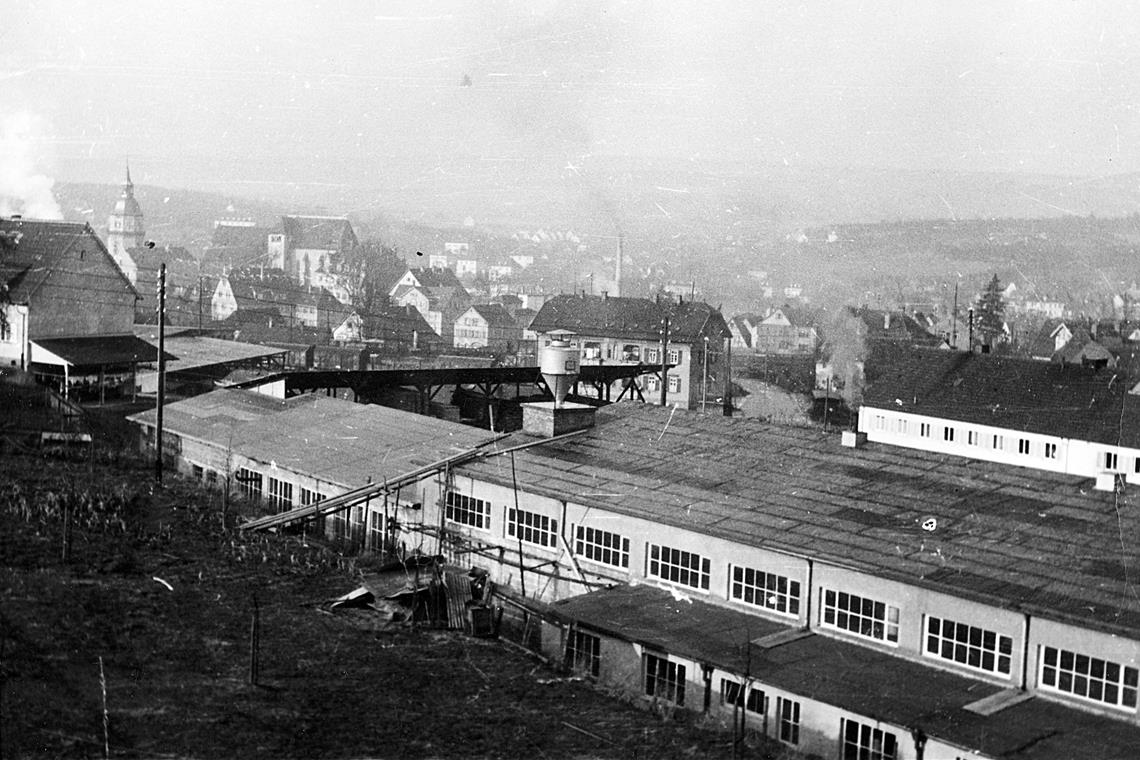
[[1040, 646, 1138, 709], [943, 426, 955, 442], [566, 630, 601, 678], [445, 491, 491, 530], [1045, 442, 1058, 459], [873, 414, 885, 430], [647, 543, 710, 590], [777, 697, 800, 745], [992, 434, 1004, 450], [841, 717, 898, 760], [236, 468, 262, 502], [667, 375, 681, 393], [967, 430, 978, 446], [898, 419, 908, 435], [508, 508, 558, 548], [299, 487, 320, 506], [730, 566, 800, 616], [205, 470, 218, 485], [1018, 438, 1031, 455], [667, 349, 682, 364], [644, 654, 685, 705], [368, 508, 384, 552], [329, 510, 347, 540], [192, 465, 204, 480], [919, 422, 931, 438], [267, 477, 293, 512], [720, 679, 765, 714], [575, 525, 630, 568], [925, 616, 1012, 675], [1104, 451, 1120, 471], [821, 589, 899, 643]]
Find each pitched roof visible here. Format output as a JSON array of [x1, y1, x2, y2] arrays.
[[460, 401, 1140, 638], [0, 217, 135, 300], [854, 307, 942, 347], [529, 294, 730, 343], [863, 346, 1140, 448], [281, 215, 357, 251], [209, 223, 278, 250], [408, 266, 466, 291], [468, 303, 517, 328]]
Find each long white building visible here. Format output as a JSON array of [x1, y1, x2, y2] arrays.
[[132, 389, 1140, 760]]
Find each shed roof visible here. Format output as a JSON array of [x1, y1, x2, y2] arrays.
[[555, 584, 1140, 760], [460, 402, 1140, 638]]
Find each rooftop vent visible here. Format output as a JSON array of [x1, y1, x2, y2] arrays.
[[522, 338, 595, 437], [841, 431, 867, 448]]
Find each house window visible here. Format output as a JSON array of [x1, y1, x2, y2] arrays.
[[583, 341, 602, 360], [444, 490, 491, 530], [777, 697, 800, 745], [667, 349, 682, 365], [1104, 451, 1120, 471], [993, 434, 1004, 450], [730, 566, 800, 616], [967, 430, 978, 446], [267, 477, 293, 512], [841, 718, 898, 760], [874, 414, 886, 431], [622, 344, 640, 361], [236, 467, 262, 502], [919, 423, 931, 438], [1018, 438, 1031, 455], [566, 630, 601, 678], [898, 419, 908, 435], [205, 470, 218, 485], [1040, 646, 1138, 709], [1045, 442, 1058, 459], [925, 616, 1013, 675], [943, 426, 955, 442], [192, 464, 204, 480], [644, 654, 685, 705], [667, 375, 681, 393], [0, 320, 11, 342], [645, 347, 659, 364], [720, 679, 765, 714], [575, 525, 630, 568], [822, 589, 899, 643], [508, 508, 558, 548], [647, 544, 710, 590], [647, 375, 660, 391]]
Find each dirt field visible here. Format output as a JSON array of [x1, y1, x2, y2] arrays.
[[0, 447, 800, 759]]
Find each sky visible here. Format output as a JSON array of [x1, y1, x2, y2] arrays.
[[3, 0, 1140, 211]]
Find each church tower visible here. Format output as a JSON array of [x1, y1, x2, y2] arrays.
[[106, 163, 145, 285]]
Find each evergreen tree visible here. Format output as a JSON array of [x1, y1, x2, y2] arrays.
[[974, 274, 1006, 347]]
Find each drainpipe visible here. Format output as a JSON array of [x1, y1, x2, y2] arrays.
[[1021, 613, 1032, 690], [804, 558, 814, 630], [702, 664, 713, 714]]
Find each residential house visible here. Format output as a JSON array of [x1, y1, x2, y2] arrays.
[[728, 314, 759, 351], [453, 303, 522, 351], [528, 294, 731, 410], [751, 304, 819, 355], [360, 304, 442, 354], [0, 217, 152, 399], [135, 392, 1140, 757], [210, 269, 344, 333], [388, 267, 471, 345]]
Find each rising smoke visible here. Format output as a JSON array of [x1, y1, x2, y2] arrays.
[[0, 111, 63, 220]]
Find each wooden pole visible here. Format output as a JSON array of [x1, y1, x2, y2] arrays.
[[155, 262, 167, 484], [510, 452, 526, 598], [659, 315, 670, 406], [98, 656, 109, 760], [248, 594, 260, 686]]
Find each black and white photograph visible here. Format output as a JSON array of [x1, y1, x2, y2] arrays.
[[3, 2, 1140, 758]]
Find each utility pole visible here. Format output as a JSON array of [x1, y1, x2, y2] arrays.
[[155, 262, 167, 484], [722, 335, 733, 417], [198, 273, 204, 330], [951, 282, 959, 350], [701, 335, 709, 412], [659, 315, 670, 406]]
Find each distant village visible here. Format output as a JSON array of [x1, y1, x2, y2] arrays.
[[7, 173, 1140, 759]]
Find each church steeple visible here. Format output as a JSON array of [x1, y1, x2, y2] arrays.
[[106, 161, 145, 285]]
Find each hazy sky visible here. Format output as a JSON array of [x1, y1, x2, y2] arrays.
[[3, 0, 1140, 197]]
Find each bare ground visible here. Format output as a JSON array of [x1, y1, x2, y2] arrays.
[[0, 448, 800, 760]]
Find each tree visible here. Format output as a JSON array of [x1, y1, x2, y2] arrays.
[[974, 274, 1006, 348]]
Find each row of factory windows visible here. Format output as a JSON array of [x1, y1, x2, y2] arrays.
[[568, 632, 911, 759], [868, 410, 1138, 473], [443, 488, 1140, 714]]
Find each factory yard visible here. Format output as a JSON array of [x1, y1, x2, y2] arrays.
[[0, 447, 798, 759]]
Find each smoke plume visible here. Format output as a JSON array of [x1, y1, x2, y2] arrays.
[[0, 111, 63, 220]]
